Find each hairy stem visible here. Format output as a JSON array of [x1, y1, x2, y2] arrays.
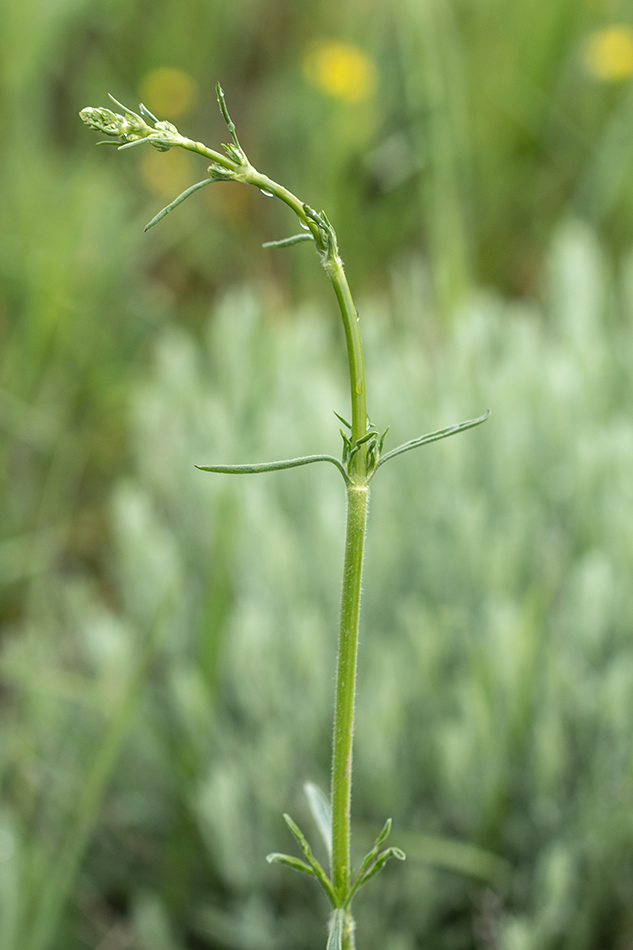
[[81, 95, 375, 932], [239, 165, 369, 481], [331, 483, 369, 908], [164, 129, 372, 913], [325, 258, 368, 477]]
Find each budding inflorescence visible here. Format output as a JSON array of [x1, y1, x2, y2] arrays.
[[79, 96, 181, 152]]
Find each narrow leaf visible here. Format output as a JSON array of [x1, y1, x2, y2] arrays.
[[117, 137, 152, 151], [266, 852, 315, 876], [196, 453, 349, 482], [333, 410, 351, 430], [349, 819, 397, 901], [283, 814, 318, 864], [108, 93, 133, 113], [283, 814, 337, 906], [144, 178, 216, 232], [304, 782, 332, 864], [139, 102, 159, 123], [375, 409, 490, 471], [355, 819, 391, 882], [357, 847, 406, 888], [216, 82, 238, 141], [326, 910, 345, 950], [262, 233, 314, 249], [374, 818, 393, 849], [355, 429, 379, 447]]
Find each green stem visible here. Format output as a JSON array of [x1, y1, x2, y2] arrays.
[[177, 141, 318, 236], [325, 259, 368, 465], [331, 483, 369, 908], [240, 164, 371, 925], [239, 166, 369, 477], [170, 136, 372, 927], [189, 138, 374, 947], [142, 122, 373, 927], [171, 134, 370, 459]]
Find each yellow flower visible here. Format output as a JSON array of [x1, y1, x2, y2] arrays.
[[302, 40, 377, 103], [585, 25, 633, 81], [139, 67, 198, 118]]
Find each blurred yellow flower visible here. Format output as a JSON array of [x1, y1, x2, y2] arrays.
[[139, 67, 198, 118], [302, 41, 377, 103], [585, 25, 633, 81], [140, 148, 194, 198]]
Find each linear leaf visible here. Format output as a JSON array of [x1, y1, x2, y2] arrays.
[[283, 814, 337, 906], [262, 233, 314, 249], [265, 852, 315, 876], [333, 410, 351, 430], [348, 820, 406, 901], [139, 102, 159, 123], [196, 453, 348, 482], [355, 429, 379, 447], [117, 137, 153, 151], [349, 819, 391, 899], [357, 847, 406, 888], [144, 178, 216, 231], [375, 409, 490, 471]]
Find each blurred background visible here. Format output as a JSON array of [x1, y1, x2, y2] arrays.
[[3, 0, 633, 948]]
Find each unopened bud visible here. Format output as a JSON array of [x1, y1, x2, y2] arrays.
[[79, 97, 181, 151], [79, 107, 124, 136]]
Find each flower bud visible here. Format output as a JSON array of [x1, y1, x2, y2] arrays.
[[79, 98, 181, 151], [79, 107, 126, 136]]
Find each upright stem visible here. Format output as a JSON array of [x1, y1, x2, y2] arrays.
[[237, 162, 369, 476], [175, 144, 373, 924], [332, 483, 369, 906], [320, 236, 370, 933], [325, 258, 368, 455], [182, 147, 371, 898], [152, 124, 372, 922], [80, 92, 426, 949]]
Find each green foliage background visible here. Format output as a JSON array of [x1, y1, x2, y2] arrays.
[[2, 1, 633, 948]]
